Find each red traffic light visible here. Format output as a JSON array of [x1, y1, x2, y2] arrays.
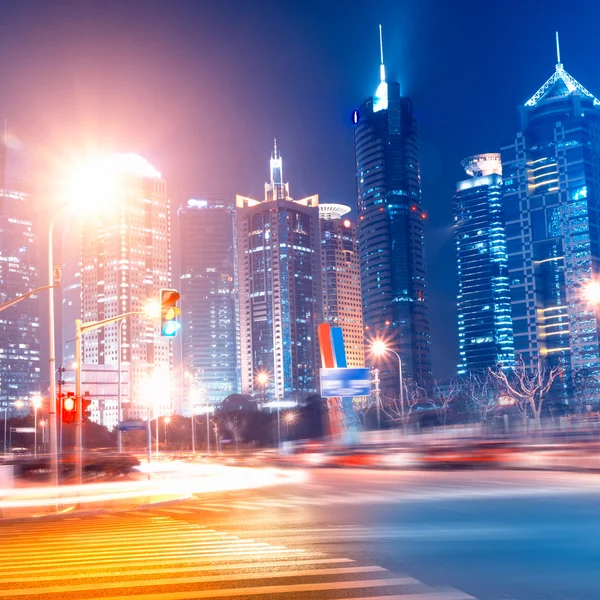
[[62, 393, 76, 424]]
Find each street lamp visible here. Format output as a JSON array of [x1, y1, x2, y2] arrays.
[[371, 340, 404, 428], [3, 399, 24, 455], [283, 411, 297, 438], [31, 394, 42, 458], [39, 419, 47, 451], [164, 416, 171, 446], [256, 372, 269, 408]]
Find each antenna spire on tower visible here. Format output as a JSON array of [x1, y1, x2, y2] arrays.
[[378, 24, 385, 83], [273, 137, 278, 158], [555, 30, 561, 65]]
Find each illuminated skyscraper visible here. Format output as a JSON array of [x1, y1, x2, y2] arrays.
[[0, 136, 40, 408], [501, 33, 600, 405], [80, 154, 172, 425], [353, 26, 431, 394], [319, 204, 364, 367], [236, 142, 322, 405], [179, 196, 237, 411], [453, 154, 514, 374]]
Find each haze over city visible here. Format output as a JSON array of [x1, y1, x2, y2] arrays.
[[2, 3, 600, 600]]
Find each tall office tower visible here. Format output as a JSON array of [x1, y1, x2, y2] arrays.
[[179, 196, 237, 412], [319, 203, 365, 367], [61, 223, 81, 367], [501, 34, 600, 404], [236, 142, 322, 404], [0, 137, 40, 408], [454, 154, 514, 374], [81, 154, 172, 424], [353, 26, 431, 394]]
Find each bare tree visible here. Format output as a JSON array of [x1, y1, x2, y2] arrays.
[[382, 379, 426, 426], [221, 414, 247, 454], [461, 372, 498, 423], [429, 378, 460, 426], [489, 358, 561, 427]]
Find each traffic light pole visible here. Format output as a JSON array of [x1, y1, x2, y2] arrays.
[[75, 319, 83, 486], [74, 310, 141, 486]]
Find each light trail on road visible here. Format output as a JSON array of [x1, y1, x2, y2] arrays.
[[0, 464, 305, 510]]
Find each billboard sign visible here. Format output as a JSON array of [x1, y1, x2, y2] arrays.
[[320, 367, 371, 398]]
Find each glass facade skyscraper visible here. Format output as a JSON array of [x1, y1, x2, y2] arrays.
[[501, 46, 600, 404], [454, 154, 514, 374], [353, 28, 431, 393], [236, 143, 322, 404], [0, 137, 40, 408], [179, 196, 238, 409], [319, 204, 364, 368], [80, 154, 172, 426]]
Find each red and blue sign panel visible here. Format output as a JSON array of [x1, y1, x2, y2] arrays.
[[318, 323, 371, 398]]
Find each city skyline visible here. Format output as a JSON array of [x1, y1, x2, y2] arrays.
[[0, 2, 599, 380]]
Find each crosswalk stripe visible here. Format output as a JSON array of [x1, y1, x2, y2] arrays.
[[0, 545, 302, 572], [0, 557, 354, 583], [0, 541, 279, 566], [83, 577, 418, 600], [0, 532, 236, 551], [3, 549, 322, 578], [2, 565, 389, 596]]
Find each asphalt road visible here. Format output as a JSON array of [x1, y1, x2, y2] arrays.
[[2, 467, 600, 600]]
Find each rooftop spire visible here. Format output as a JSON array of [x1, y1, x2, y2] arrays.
[[525, 31, 600, 108], [379, 24, 385, 82], [273, 137, 279, 159], [373, 24, 388, 112]]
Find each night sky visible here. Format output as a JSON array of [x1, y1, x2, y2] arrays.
[[1, 0, 599, 378]]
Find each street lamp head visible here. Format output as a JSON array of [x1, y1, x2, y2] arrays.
[[13, 400, 24, 409], [371, 340, 388, 356], [283, 411, 298, 424], [164, 416, 171, 424], [143, 298, 161, 319], [31, 394, 43, 409], [256, 372, 269, 385], [39, 419, 47, 428]]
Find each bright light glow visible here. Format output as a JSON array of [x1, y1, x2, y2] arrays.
[[499, 395, 515, 406], [164, 416, 171, 424], [162, 321, 181, 336], [143, 298, 161, 319], [31, 394, 42, 409], [39, 419, 47, 428], [63, 397, 76, 411], [140, 369, 171, 416], [283, 411, 298, 424], [13, 400, 24, 410], [0, 464, 305, 510], [256, 372, 269, 385], [582, 280, 600, 305], [66, 153, 161, 213], [371, 340, 388, 356]]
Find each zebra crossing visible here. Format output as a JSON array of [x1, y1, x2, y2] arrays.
[[0, 512, 476, 600]]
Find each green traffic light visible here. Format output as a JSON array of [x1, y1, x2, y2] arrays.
[[162, 321, 181, 336]]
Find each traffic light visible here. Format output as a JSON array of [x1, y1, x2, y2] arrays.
[[160, 288, 181, 337], [62, 392, 76, 424], [82, 391, 92, 422]]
